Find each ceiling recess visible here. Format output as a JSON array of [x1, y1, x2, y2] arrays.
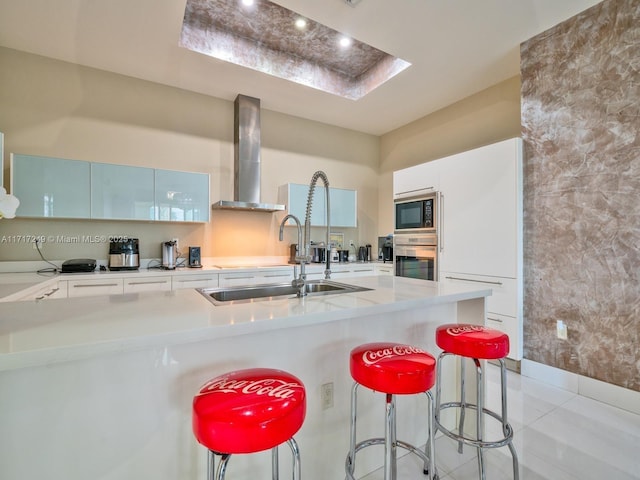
[[179, 0, 410, 100]]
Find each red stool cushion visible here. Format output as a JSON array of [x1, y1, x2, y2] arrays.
[[350, 342, 436, 395], [436, 324, 509, 359], [192, 368, 306, 454]]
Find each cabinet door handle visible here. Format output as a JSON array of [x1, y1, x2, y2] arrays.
[[127, 280, 169, 285], [73, 283, 120, 288], [444, 276, 503, 286], [394, 187, 435, 199], [354, 269, 374, 273], [44, 287, 60, 297], [438, 192, 444, 253], [178, 278, 215, 283], [223, 276, 253, 280], [264, 274, 290, 278], [487, 316, 503, 323]]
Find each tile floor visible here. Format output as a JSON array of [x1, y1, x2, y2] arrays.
[[362, 364, 640, 479]]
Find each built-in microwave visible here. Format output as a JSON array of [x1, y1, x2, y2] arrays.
[[394, 193, 437, 234]]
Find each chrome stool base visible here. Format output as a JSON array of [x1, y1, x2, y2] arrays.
[[207, 438, 301, 480], [435, 353, 519, 480], [345, 383, 438, 480]]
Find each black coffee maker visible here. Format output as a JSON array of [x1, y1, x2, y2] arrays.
[[378, 235, 393, 263]]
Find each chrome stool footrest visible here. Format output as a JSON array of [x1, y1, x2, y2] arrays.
[[345, 438, 437, 480], [435, 402, 514, 449]]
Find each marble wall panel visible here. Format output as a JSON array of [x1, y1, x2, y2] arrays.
[[521, 0, 639, 391]]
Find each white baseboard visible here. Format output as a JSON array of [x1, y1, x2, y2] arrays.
[[521, 359, 640, 416]]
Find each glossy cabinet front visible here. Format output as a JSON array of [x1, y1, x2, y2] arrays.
[[91, 163, 155, 220], [11, 154, 209, 222], [11, 154, 91, 218], [279, 183, 357, 227]]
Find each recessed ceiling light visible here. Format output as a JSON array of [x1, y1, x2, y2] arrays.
[[241, 0, 254, 6], [339, 36, 352, 48], [295, 18, 307, 29]]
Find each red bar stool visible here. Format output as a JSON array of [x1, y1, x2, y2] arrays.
[[435, 324, 519, 480], [345, 342, 438, 480], [192, 368, 306, 480]]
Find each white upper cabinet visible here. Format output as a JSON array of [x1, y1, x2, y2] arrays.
[[393, 160, 440, 199], [11, 154, 91, 218], [91, 163, 155, 220], [437, 138, 522, 279], [279, 184, 357, 227], [154, 169, 210, 222], [10, 154, 209, 222]]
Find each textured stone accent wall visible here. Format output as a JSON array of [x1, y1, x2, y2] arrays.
[[521, 0, 639, 391]]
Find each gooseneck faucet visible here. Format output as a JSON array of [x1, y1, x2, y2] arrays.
[[279, 214, 308, 297], [304, 171, 331, 279]]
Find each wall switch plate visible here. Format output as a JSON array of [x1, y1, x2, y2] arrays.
[[320, 382, 334, 409]]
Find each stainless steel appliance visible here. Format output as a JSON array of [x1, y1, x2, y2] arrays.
[[109, 238, 139, 271], [394, 192, 437, 234], [394, 233, 437, 281], [378, 235, 394, 263], [188, 246, 202, 268], [162, 240, 178, 270], [309, 243, 326, 263]]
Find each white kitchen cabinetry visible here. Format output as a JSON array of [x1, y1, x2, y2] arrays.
[[11, 154, 91, 218], [10, 154, 209, 223], [172, 273, 219, 290], [124, 276, 172, 293], [279, 184, 357, 227], [375, 264, 394, 276], [67, 278, 124, 297], [155, 169, 210, 222], [91, 163, 155, 220], [437, 138, 522, 279], [218, 269, 294, 287], [393, 160, 440, 199], [18, 281, 68, 301], [395, 138, 523, 361]]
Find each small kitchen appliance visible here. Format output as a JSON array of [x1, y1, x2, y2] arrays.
[[108, 238, 139, 271], [162, 240, 178, 270], [61, 258, 97, 273], [188, 246, 202, 268], [394, 192, 437, 234]]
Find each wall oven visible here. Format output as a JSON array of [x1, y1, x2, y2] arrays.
[[394, 233, 438, 281], [394, 192, 437, 234]]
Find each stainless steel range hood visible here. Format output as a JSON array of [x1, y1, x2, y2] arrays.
[[212, 94, 285, 212]]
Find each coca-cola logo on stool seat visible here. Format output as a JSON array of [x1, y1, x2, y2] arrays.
[[199, 377, 303, 399], [362, 345, 426, 365], [446, 325, 486, 336]]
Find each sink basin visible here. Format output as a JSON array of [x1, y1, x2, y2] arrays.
[[197, 279, 371, 305]]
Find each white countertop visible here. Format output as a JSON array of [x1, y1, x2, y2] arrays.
[[0, 274, 490, 371]]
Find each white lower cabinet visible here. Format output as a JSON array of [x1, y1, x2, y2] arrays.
[[20, 282, 68, 301], [375, 264, 394, 276], [440, 272, 522, 361], [124, 276, 172, 293], [218, 269, 294, 287], [67, 278, 124, 297], [171, 273, 219, 290]]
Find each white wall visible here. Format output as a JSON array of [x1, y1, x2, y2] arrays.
[[0, 47, 379, 262]]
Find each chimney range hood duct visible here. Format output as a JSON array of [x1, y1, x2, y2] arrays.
[[212, 94, 285, 212]]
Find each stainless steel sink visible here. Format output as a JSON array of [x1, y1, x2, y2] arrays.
[[197, 279, 371, 305]]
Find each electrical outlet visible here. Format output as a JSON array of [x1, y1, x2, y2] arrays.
[[320, 382, 334, 410], [556, 320, 568, 340], [349, 240, 354, 247]]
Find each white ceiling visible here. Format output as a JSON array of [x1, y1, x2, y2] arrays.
[[0, 0, 602, 136]]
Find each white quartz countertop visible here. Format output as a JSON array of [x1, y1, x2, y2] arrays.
[[0, 275, 490, 372]]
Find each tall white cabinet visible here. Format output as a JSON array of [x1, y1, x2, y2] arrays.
[[394, 138, 523, 362]]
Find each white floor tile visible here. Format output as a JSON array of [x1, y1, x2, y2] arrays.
[[358, 364, 640, 480]]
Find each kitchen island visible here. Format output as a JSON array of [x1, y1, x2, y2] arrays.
[[0, 274, 490, 480]]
